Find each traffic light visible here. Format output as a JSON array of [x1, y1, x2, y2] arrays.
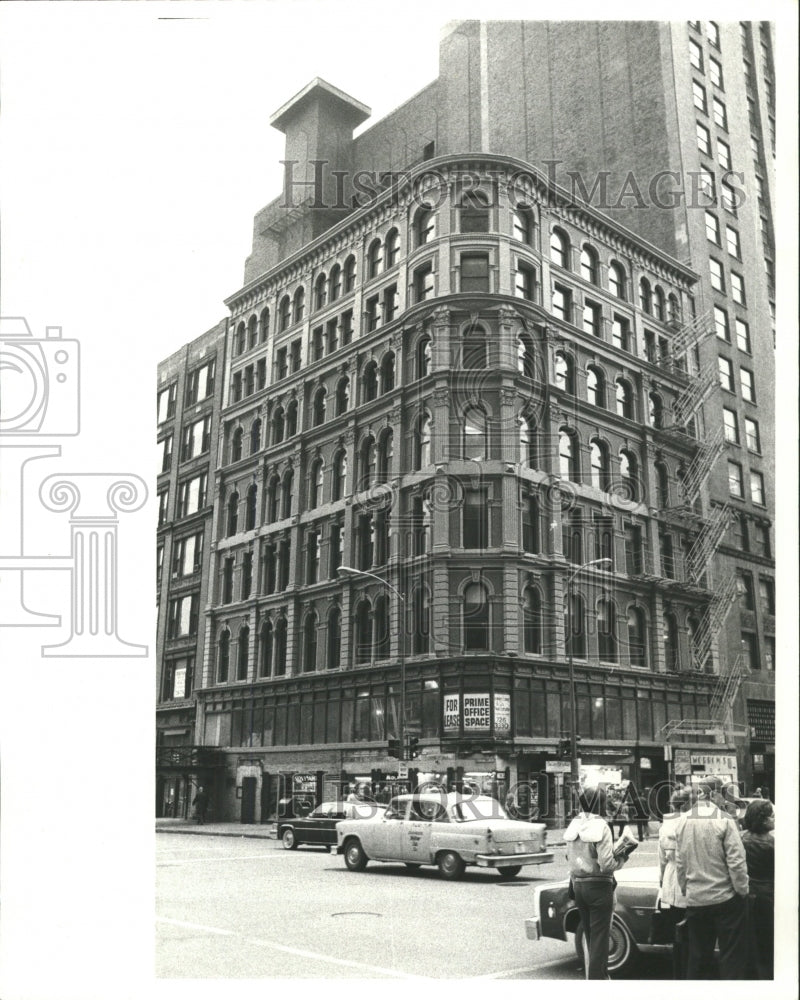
[[558, 737, 572, 759], [405, 735, 420, 759], [388, 738, 402, 759]]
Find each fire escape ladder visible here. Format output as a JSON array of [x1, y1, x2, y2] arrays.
[[709, 654, 746, 720], [679, 427, 725, 507], [691, 572, 738, 671], [668, 362, 718, 429], [669, 309, 715, 361], [686, 504, 733, 585]]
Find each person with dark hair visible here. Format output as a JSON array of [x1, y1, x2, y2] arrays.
[[658, 788, 691, 978], [192, 785, 209, 825], [674, 777, 749, 979], [564, 785, 634, 979], [742, 799, 775, 978]]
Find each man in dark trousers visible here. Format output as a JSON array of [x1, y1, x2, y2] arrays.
[[674, 778, 749, 978], [193, 785, 209, 825]]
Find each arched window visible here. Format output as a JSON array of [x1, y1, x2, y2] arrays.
[[332, 450, 348, 501], [259, 308, 270, 343], [580, 245, 599, 284], [367, 238, 382, 279], [628, 607, 647, 667], [687, 613, 704, 670], [237, 624, 249, 680], [586, 365, 605, 408], [231, 426, 243, 463], [362, 361, 378, 402], [615, 378, 634, 419], [563, 509, 584, 564], [246, 420, 259, 459], [608, 261, 626, 299], [415, 413, 432, 469], [286, 399, 298, 437], [272, 407, 285, 445], [309, 458, 324, 509], [463, 406, 487, 461], [292, 286, 305, 324], [263, 542, 276, 593], [519, 414, 536, 466], [522, 587, 542, 654], [653, 286, 666, 322], [385, 228, 399, 268], [327, 606, 341, 669], [512, 205, 534, 245], [564, 592, 586, 657], [463, 582, 490, 650], [648, 391, 664, 428], [380, 352, 395, 393], [302, 612, 318, 672], [554, 351, 574, 394], [274, 618, 287, 676], [226, 491, 239, 535], [354, 599, 372, 664], [359, 435, 376, 490], [668, 293, 681, 325], [329, 263, 342, 302], [655, 461, 669, 506], [217, 629, 230, 682], [314, 272, 327, 311], [259, 619, 273, 677], [415, 204, 436, 246], [278, 295, 291, 331], [377, 429, 393, 483], [312, 386, 326, 427], [335, 376, 350, 416], [234, 322, 246, 357], [460, 191, 490, 232], [247, 315, 258, 350], [663, 612, 679, 671], [245, 484, 257, 530], [412, 587, 430, 654], [343, 255, 357, 293], [374, 594, 390, 659], [559, 428, 579, 481], [517, 333, 536, 378], [417, 336, 432, 378], [267, 474, 280, 522], [619, 449, 640, 502], [639, 277, 652, 313], [462, 323, 487, 369], [590, 438, 610, 492], [281, 469, 293, 519], [597, 598, 617, 662], [550, 228, 569, 268]]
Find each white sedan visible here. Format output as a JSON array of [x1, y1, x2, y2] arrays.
[[335, 791, 553, 880]]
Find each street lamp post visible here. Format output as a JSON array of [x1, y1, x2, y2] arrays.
[[337, 566, 406, 760], [566, 557, 612, 816]]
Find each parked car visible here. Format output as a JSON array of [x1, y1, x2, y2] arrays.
[[525, 864, 666, 974], [336, 791, 553, 880], [278, 800, 385, 850]]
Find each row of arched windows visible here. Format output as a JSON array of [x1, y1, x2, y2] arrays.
[[558, 428, 642, 500], [554, 351, 636, 419]]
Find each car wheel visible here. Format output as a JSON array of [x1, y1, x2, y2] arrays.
[[281, 828, 297, 850], [574, 917, 636, 975], [496, 865, 522, 877], [436, 851, 466, 881], [343, 838, 368, 872]]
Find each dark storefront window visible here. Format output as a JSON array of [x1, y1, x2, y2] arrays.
[[547, 691, 562, 737], [531, 681, 546, 736], [354, 691, 370, 741], [326, 700, 340, 743], [652, 699, 667, 738], [577, 684, 591, 737], [313, 698, 326, 744], [422, 683, 439, 738], [591, 687, 605, 737], [371, 695, 386, 740], [300, 702, 313, 744], [514, 679, 531, 736], [637, 690, 653, 740], [622, 695, 637, 740], [287, 702, 300, 744], [274, 704, 286, 745], [231, 705, 244, 747], [340, 695, 353, 743], [263, 706, 274, 746], [606, 693, 621, 739]]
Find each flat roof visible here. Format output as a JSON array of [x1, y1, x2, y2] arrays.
[[270, 77, 371, 132]]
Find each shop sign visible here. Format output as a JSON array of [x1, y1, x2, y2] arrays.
[[173, 666, 186, 699], [443, 694, 460, 732], [673, 749, 692, 775], [293, 773, 316, 792], [545, 761, 572, 773], [494, 693, 511, 733], [640, 757, 652, 770], [463, 693, 491, 731], [689, 753, 737, 775]]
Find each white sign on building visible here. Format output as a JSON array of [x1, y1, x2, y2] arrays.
[[494, 693, 511, 733], [463, 693, 491, 731], [443, 694, 460, 732]]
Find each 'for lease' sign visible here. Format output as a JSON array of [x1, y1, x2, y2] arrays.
[[443, 694, 460, 731]]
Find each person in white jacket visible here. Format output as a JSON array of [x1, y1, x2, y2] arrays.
[[564, 786, 630, 979]]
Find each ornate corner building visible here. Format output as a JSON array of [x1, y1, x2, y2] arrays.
[[156, 21, 775, 822]]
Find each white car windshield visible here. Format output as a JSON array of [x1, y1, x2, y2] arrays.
[[453, 798, 509, 822]]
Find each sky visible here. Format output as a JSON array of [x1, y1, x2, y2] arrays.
[[0, 2, 796, 999]]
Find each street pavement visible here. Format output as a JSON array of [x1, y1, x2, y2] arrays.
[[156, 821, 664, 979]]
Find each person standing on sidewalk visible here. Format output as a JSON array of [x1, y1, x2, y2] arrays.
[[674, 778, 749, 979], [564, 786, 633, 980], [658, 787, 691, 978], [193, 785, 209, 825], [741, 799, 775, 978]]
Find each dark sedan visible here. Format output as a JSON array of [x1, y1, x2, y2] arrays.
[[277, 800, 385, 851]]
